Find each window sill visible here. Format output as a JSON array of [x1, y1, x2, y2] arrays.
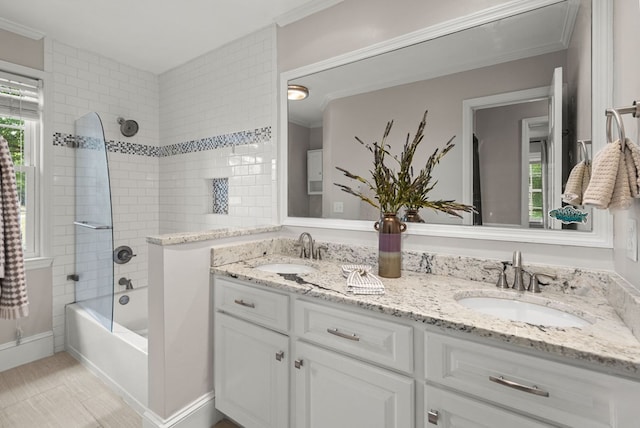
[[25, 257, 54, 271]]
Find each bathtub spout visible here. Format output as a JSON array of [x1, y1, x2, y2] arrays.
[[118, 277, 134, 290]]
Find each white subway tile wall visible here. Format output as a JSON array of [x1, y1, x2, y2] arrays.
[[158, 27, 276, 233], [50, 40, 160, 351], [48, 26, 277, 350]]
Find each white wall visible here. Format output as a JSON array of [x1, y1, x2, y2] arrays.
[[612, 0, 640, 287], [49, 40, 160, 351], [158, 27, 276, 233]]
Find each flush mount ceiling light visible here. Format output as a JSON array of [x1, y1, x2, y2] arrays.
[[288, 84, 309, 101]]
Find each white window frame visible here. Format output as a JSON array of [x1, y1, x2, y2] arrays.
[[0, 66, 43, 260]]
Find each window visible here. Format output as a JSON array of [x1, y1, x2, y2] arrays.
[[0, 71, 41, 258], [528, 159, 543, 227]]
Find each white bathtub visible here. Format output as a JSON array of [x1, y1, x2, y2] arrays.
[[66, 286, 148, 414]]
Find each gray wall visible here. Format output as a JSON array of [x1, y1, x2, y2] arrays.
[[476, 100, 548, 226], [0, 29, 44, 71], [613, 0, 640, 286], [324, 51, 565, 223]]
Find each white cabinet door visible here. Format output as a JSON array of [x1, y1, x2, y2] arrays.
[[294, 341, 414, 428], [214, 313, 289, 428], [425, 385, 551, 428]]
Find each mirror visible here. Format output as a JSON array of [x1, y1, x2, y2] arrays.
[[281, 0, 612, 247]]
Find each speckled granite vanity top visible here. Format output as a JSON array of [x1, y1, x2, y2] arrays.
[[212, 248, 640, 380]]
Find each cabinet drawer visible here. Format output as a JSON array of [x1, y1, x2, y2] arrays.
[[295, 300, 413, 373], [424, 384, 550, 427], [215, 277, 289, 332], [425, 332, 640, 428]]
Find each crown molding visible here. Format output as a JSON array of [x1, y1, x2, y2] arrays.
[[0, 17, 45, 40]]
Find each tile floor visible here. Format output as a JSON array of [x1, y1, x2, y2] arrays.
[[0, 352, 141, 427]]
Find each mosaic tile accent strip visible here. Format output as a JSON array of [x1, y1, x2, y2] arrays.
[[211, 178, 229, 215], [53, 126, 271, 158], [158, 127, 271, 157]]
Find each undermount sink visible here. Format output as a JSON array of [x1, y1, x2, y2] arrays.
[[255, 263, 316, 274], [456, 295, 593, 328]]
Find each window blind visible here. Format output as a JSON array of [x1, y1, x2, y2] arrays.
[[0, 70, 41, 120]]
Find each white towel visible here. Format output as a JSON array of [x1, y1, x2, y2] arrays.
[[562, 160, 591, 205], [0, 136, 28, 319], [583, 140, 622, 209], [346, 269, 385, 295], [625, 138, 640, 197]]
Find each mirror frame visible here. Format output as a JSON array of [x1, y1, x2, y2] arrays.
[[278, 0, 613, 248]]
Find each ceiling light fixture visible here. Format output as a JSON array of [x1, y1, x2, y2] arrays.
[[288, 84, 309, 101]]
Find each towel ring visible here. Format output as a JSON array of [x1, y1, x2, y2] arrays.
[[578, 139, 590, 165], [605, 108, 626, 150]]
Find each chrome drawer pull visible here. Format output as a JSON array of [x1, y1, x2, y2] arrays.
[[234, 299, 255, 308], [327, 328, 360, 342], [294, 359, 303, 369], [275, 351, 284, 361], [489, 375, 550, 397]]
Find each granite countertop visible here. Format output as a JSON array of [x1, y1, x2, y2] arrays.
[[146, 225, 281, 246], [212, 254, 640, 380]]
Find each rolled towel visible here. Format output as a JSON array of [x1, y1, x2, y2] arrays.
[[625, 138, 640, 196], [562, 161, 590, 205], [583, 140, 622, 209]]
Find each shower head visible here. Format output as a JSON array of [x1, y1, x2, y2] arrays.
[[117, 117, 139, 137]]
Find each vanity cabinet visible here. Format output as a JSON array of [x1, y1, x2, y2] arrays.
[[213, 275, 640, 428], [214, 313, 289, 428], [214, 278, 290, 428], [424, 332, 640, 428], [424, 385, 550, 427], [293, 340, 414, 428]]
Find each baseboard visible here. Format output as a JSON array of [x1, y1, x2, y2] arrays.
[[143, 392, 224, 428], [0, 331, 54, 372]]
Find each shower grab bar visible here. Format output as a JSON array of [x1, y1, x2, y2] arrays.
[[74, 221, 112, 230]]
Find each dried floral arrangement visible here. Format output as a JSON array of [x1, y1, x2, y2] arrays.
[[334, 110, 475, 218]]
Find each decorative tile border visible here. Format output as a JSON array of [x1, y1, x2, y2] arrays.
[[52, 126, 271, 158]]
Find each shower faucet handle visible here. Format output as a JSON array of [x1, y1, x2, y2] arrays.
[[114, 245, 136, 264]]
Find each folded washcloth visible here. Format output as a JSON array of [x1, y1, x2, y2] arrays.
[[626, 138, 640, 197], [341, 264, 372, 278], [562, 160, 591, 205], [346, 269, 385, 295], [583, 140, 622, 209]]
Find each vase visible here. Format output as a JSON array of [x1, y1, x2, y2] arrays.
[[402, 208, 425, 223], [374, 212, 407, 278]]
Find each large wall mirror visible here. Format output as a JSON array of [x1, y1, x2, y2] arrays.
[[279, 0, 612, 247]]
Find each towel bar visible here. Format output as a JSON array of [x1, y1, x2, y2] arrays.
[[605, 100, 639, 151]]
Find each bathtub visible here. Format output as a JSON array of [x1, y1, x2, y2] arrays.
[[66, 286, 148, 414]]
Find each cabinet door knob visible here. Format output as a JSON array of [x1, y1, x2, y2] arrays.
[[427, 410, 439, 425], [275, 351, 284, 361], [294, 359, 303, 369]]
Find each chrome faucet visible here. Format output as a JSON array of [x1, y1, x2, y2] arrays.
[[511, 251, 526, 291], [297, 232, 314, 259], [296, 232, 328, 260]]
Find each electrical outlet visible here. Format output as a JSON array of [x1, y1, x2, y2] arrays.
[[333, 201, 344, 213], [627, 219, 638, 262]]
